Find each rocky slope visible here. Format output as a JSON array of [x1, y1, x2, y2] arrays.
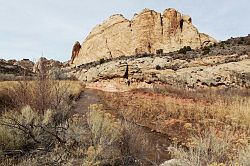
[[72, 8, 216, 66], [69, 35, 250, 90], [33, 57, 63, 73], [0, 57, 67, 81], [0, 59, 35, 80]]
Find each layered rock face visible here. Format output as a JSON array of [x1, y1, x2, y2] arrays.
[[72, 8, 216, 66], [73, 54, 250, 89]]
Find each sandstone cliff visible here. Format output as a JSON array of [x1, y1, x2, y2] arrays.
[[72, 8, 216, 66]]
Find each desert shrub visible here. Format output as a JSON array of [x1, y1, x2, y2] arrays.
[[0, 91, 13, 112], [0, 106, 70, 152], [6, 79, 75, 112], [0, 106, 90, 165], [156, 49, 163, 55], [88, 104, 123, 146], [0, 117, 26, 151], [155, 65, 161, 70], [178, 47, 186, 54], [0, 78, 83, 164], [99, 58, 105, 64], [169, 127, 246, 165], [186, 46, 192, 51], [246, 39, 250, 45], [202, 46, 210, 55], [84, 104, 124, 165], [236, 144, 250, 165], [238, 40, 244, 45], [178, 46, 192, 54], [220, 42, 225, 49]]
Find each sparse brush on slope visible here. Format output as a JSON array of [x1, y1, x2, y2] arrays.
[[99, 85, 250, 165]]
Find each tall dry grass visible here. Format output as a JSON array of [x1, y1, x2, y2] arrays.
[[99, 86, 250, 164]]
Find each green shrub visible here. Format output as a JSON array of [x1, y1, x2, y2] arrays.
[[186, 46, 192, 51], [156, 49, 163, 55], [156, 65, 161, 70], [220, 43, 225, 48], [202, 46, 210, 55], [99, 58, 105, 64], [178, 48, 187, 54], [178, 46, 192, 54]]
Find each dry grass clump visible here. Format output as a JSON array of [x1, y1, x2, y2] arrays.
[[169, 127, 247, 165], [169, 127, 250, 166]]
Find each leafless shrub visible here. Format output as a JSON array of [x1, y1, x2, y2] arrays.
[[7, 79, 71, 113], [0, 106, 69, 152], [0, 69, 84, 164]]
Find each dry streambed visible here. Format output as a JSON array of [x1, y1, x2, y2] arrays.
[[74, 89, 173, 165]]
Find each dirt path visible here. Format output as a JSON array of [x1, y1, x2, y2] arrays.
[[72, 88, 101, 114], [73, 88, 171, 165]]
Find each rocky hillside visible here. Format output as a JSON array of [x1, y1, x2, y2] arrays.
[[0, 58, 67, 81], [0, 59, 35, 80], [70, 35, 250, 90], [71, 8, 216, 66]]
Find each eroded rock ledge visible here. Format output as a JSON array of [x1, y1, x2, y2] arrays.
[[68, 36, 250, 90]]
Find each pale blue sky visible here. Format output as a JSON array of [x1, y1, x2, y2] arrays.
[[0, 0, 249, 61]]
